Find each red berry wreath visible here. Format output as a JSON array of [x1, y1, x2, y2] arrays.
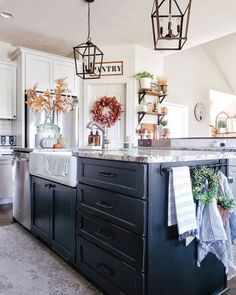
[[92, 96, 123, 127]]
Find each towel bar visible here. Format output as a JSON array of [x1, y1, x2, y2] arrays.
[[160, 160, 228, 176]]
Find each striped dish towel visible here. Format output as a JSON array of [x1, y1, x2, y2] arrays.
[[168, 166, 198, 241]]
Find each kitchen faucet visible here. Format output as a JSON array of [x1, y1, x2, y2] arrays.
[[86, 121, 110, 150]]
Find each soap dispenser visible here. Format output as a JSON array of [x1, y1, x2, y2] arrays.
[[94, 129, 100, 146], [88, 129, 95, 145]]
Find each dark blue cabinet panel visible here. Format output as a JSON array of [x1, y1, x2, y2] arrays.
[[51, 184, 76, 264], [31, 177, 51, 244], [78, 158, 147, 199], [78, 183, 147, 235], [31, 176, 76, 265], [78, 210, 146, 271], [76, 158, 228, 295], [76, 237, 146, 295]]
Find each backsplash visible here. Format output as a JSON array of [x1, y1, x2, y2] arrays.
[[0, 120, 12, 135]]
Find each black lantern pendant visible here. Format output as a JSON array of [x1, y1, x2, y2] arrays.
[[151, 0, 192, 50], [73, 0, 103, 79]]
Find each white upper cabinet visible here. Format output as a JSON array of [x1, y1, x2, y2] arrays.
[[25, 54, 53, 91], [0, 60, 16, 119], [24, 51, 78, 95], [53, 59, 78, 95]]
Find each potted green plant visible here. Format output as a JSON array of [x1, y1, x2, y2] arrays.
[[133, 71, 154, 90], [217, 120, 226, 133], [160, 119, 168, 127]]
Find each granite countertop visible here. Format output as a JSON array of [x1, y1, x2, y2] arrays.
[[12, 146, 236, 163], [72, 148, 236, 163], [11, 147, 72, 153]]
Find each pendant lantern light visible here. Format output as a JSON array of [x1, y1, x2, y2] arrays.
[[73, 0, 103, 79], [151, 0, 192, 50]]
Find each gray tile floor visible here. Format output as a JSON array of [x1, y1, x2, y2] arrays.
[[1, 205, 236, 294]]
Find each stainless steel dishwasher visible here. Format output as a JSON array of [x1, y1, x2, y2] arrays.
[[12, 151, 31, 230]]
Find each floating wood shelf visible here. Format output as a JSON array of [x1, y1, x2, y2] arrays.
[[137, 111, 165, 124], [137, 89, 167, 125], [138, 90, 167, 104]]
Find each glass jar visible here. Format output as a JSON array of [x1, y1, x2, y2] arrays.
[[35, 111, 60, 148]]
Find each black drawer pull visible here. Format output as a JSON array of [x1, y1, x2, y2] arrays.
[[49, 184, 56, 189], [45, 183, 49, 188], [97, 172, 116, 178], [95, 201, 114, 209], [95, 230, 113, 240], [95, 263, 115, 277]]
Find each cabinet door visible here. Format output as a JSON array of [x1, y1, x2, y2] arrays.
[[25, 53, 53, 90], [51, 183, 76, 264], [53, 59, 78, 95], [31, 176, 51, 244], [0, 62, 16, 119]]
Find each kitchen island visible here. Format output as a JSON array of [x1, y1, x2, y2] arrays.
[[72, 148, 236, 295]]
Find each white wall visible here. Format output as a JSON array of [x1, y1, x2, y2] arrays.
[[0, 42, 16, 60], [164, 45, 234, 137], [210, 90, 236, 126], [79, 44, 165, 147]]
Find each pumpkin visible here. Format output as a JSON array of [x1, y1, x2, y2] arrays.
[[53, 143, 62, 149]]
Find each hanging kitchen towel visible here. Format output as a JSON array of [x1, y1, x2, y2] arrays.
[[44, 154, 69, 176], [197, 199, 228, 270], [217, 170, 236, 279], [218, 170, 236, 244], [168, 166, 198, 241]]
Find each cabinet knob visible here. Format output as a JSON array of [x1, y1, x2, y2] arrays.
[[45, 183, 50, 188], [49, 184, 56, 189]]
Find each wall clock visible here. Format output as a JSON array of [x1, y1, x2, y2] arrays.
[[194, 103, 206, 122]]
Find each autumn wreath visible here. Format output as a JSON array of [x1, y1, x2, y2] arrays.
[[91, 96, 123, 127]]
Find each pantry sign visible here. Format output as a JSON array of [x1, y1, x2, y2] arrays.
[[94, 61, 123, 76]]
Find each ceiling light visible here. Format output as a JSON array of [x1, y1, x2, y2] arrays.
[[151, 0, 192, 50], [73, 0, 103, 80], [0, 12, 13, 19]]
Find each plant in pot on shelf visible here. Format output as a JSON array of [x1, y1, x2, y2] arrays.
[[157, 76, 168, 94], [217, 120, 227, 134], [159, 119, 170, 139], [133, 71, 154, 90]]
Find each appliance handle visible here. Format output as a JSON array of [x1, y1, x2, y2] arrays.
[[15, 157, 29, 162]]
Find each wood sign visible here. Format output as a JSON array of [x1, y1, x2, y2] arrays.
[[94, 61, 123, 76]]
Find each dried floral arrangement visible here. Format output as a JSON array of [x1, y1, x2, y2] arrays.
[[157, 76, 168, 86], [91, 96, 123, 127], [26, 77, 75, 112]]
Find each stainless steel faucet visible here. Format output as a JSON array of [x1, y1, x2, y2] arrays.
[[86, 121, 110, 149]]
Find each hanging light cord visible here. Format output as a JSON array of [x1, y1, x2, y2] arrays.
[[87, 1, 91, 42]]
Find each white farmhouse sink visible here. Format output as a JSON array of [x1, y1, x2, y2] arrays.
[[29, 151, 77, 187]]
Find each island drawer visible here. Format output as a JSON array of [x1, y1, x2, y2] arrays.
[[76, 237, 145, 295], [78, 158, 147, 199], [77, 210, 146, 272], [78, 184, 146, 235]]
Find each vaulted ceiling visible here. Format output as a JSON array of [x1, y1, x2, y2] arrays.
[[0, 0, 236, 57]]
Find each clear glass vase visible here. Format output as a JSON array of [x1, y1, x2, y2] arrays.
[[35, 111, 60, 148]]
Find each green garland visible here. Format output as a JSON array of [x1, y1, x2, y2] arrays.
[[218, 196, 236, 210], [191, 167, 218, 205]]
